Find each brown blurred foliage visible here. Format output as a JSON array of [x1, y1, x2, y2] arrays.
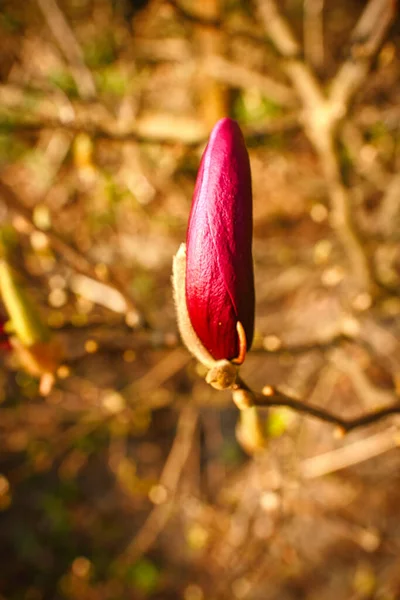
[[0, 0, 400, 599]]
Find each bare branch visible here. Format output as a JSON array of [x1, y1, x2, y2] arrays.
[[0, 83, 208, 145], [0, 179, 146, 326], [341, 121, 389, 190], [303, 0, 324, 70], [301, 427, 399, 478], [0, 81, 298, 143], [377, 172, 400, 235], [205, 55, 296, 107], [165, 0, 272, 47], [256, 0, 300, 58], [329, 0, 395, 117], [255, 0, 398, 295], [328, 347, 395, 407], [121, 348, 191, 400], [233, 376, 400, 434], [253, 331, 354, 356], [350, 0, 395, 57], [116, 404, 198, 565], [320, 156, 373, 293], [35, 0, 97, 100]]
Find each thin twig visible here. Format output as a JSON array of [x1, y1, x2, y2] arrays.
[[0, 112, 298, 145], [377, 172, 400, 235], [0, 179, 146, 326], [121, 348, 191, 400], [205, 55, 296, 107], [303, 0, 324, 70], [329, 0, 396, 114], [256, 0, 371, 292], [233, 376, 400, 433], [165, 0, 273, 47], [256, 0, 396, 294], [0, 83, 208, 144], [341, 121, 389, 190], [116, 404, 199, 565], [328, 347, 395, 407], [253, 331, 356, 356], [301, 426, 399, 478], [0, 81, 297, 143], [35, 0, 96, 100]]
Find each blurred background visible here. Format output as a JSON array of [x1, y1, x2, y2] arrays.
[[0, 0, 400, 598]]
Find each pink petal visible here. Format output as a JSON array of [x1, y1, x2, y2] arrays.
[[186, 118, 255, 361]]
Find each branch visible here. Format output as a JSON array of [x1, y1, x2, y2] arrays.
[[0, 83, 208, 145], [328, 347, 395, 407], [0, 110, 298, 146], [301, 426, 399, 478], [329, 0, 396, 114], [165, 0, 274, 47], [205, 55, 296, 107], [115, 404, 198, 566], [377, 172, 400, 235], [233, 376, 400, 434], [255, 0, 396, 295], [0, 179, 147, 326], [303, 0, 324, 70], [35, 0, 96, 100], [253, 331, 356, 356], [341, 121, 389, 190]]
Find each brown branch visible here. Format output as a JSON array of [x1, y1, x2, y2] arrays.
[[301, 427, 399, 478], [341, 121, 389, 190], [0, 179, 147, 326], [0, 116, 204, 145], [377, 172, 400, 235], [255, 0, 396, 295], [166, 0, 222, 27], [252, 332, 355, 356], [329, 0, 396, 113], [115, 404, 199, 566], [165, 0, 273, 47], [0, 112, 299, 146], [328, 347, 395, 407], [35, 0, 96, 100], [205, 55, 297, 108], [0, 83, 208, 145], [0, 67, 297, 143], [303, 0, 324, 70], [233, 377, 400, 433]]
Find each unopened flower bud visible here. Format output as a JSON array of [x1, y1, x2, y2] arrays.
[[173, 118, 255, 367]]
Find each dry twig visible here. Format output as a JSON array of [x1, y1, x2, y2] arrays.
[[256, 0, 396, 294], [35, 0, 96, 99], [233, 376, 400, 434], [116, 404, 199, 565], [303, 0, 324, 70], [205, 55, 296, 108], [0, 179, 145, 325], [301, 426, 399, 478], [0, 82, 208, 144], [378, 172, 400, 235]]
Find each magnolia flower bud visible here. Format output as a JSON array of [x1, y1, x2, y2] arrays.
[[180, 117, 255, 365]]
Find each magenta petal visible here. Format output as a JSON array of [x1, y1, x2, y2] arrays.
[[185, 118, 255, 361]]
